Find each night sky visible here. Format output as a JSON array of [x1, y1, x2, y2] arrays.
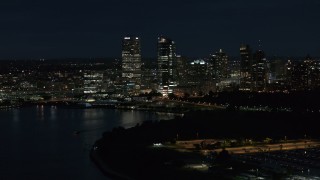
[[0, 0, 319, 59]]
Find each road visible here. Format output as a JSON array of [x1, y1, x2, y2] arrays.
[[173, 139, 320, 155]]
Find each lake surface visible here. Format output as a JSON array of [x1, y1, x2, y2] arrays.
[[0, 106, 174, 180]]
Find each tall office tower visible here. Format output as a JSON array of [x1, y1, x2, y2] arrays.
[[121, 36, 141, 94], [187, 59, 216, 94], [286, 60, 294, 90], [157, 36, 177, 96], [176, 55, 188, 86], [211, 49, 229, 82], [252, 49, 267, 91], [270, 58, 286, 81], [239, 44, 252, 91], [267, 58, 287, 91], [288, 61, 308, 91], [301, 55, 320, 90], [229, 58, 240, 78], [140, 60, 158, 93], [188, 59, 209, 86]]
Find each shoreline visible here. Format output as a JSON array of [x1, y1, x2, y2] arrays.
[[90, 147, 133, 180], [90, 110, 320, 179], [29, 101, 189, 117]]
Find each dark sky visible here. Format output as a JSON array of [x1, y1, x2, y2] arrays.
[[0, 0, 319, 59]]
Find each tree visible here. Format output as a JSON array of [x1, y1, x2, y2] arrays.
[[183, 92, 190, 99], [208, 90, 214, 97], [216, 148, 231, 164], [148, 89, 162, 97], [168, 93, 177, 99]]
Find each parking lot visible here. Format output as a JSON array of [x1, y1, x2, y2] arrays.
[[236, 147, 320, 177]]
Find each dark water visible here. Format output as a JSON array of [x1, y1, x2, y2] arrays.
[[0, 106, 174, 180]]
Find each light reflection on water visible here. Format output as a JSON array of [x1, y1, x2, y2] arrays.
[[0, 106, 175, 180], [119, 110, 144, 128], [13, 109, 19, 123], [49, 106, 57, 121], [36, 105, 45, 121]]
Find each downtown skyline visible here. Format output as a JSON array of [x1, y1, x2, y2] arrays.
[[0, 0, 319, 58]]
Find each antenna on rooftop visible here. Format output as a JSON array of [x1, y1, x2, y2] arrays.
[[258, 40, 262, 50]]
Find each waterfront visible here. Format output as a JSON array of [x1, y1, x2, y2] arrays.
[[0, 106, 175, 180]]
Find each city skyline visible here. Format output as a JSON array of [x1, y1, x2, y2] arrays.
[[0, 0, 319, 58], [2, 1, 320, 179], [1, 56, 320, 180]]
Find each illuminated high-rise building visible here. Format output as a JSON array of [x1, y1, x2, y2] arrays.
[[287, 60, 308, 91], [267, 58, 287, 91], [176, 55, 188, 86], [121, 36, 141, 94], [252, 49, 267, 91], [157, 36, 177, 96], [306, 58, 320, 89], [83, 70, 104, 94], [239, 44, 252, 91], [211, 49, 229, 82], [287, 55, 320, 91], [188, 59, 209, 86]]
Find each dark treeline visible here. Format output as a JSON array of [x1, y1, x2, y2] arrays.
[[97, 111, 319, 147], [94, 110, 319, 179]]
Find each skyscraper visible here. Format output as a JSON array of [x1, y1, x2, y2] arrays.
[[121, 36, 141, 94], [252, 49, 267, 92], [239, 44, 252, 91], [188, 59, 209, 86], [157, 36, 176, 96], [211, 49, 229, 83], [176, 55, 188, 86], [287, 55, 320, 91], [287, 60, 308, 91]]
